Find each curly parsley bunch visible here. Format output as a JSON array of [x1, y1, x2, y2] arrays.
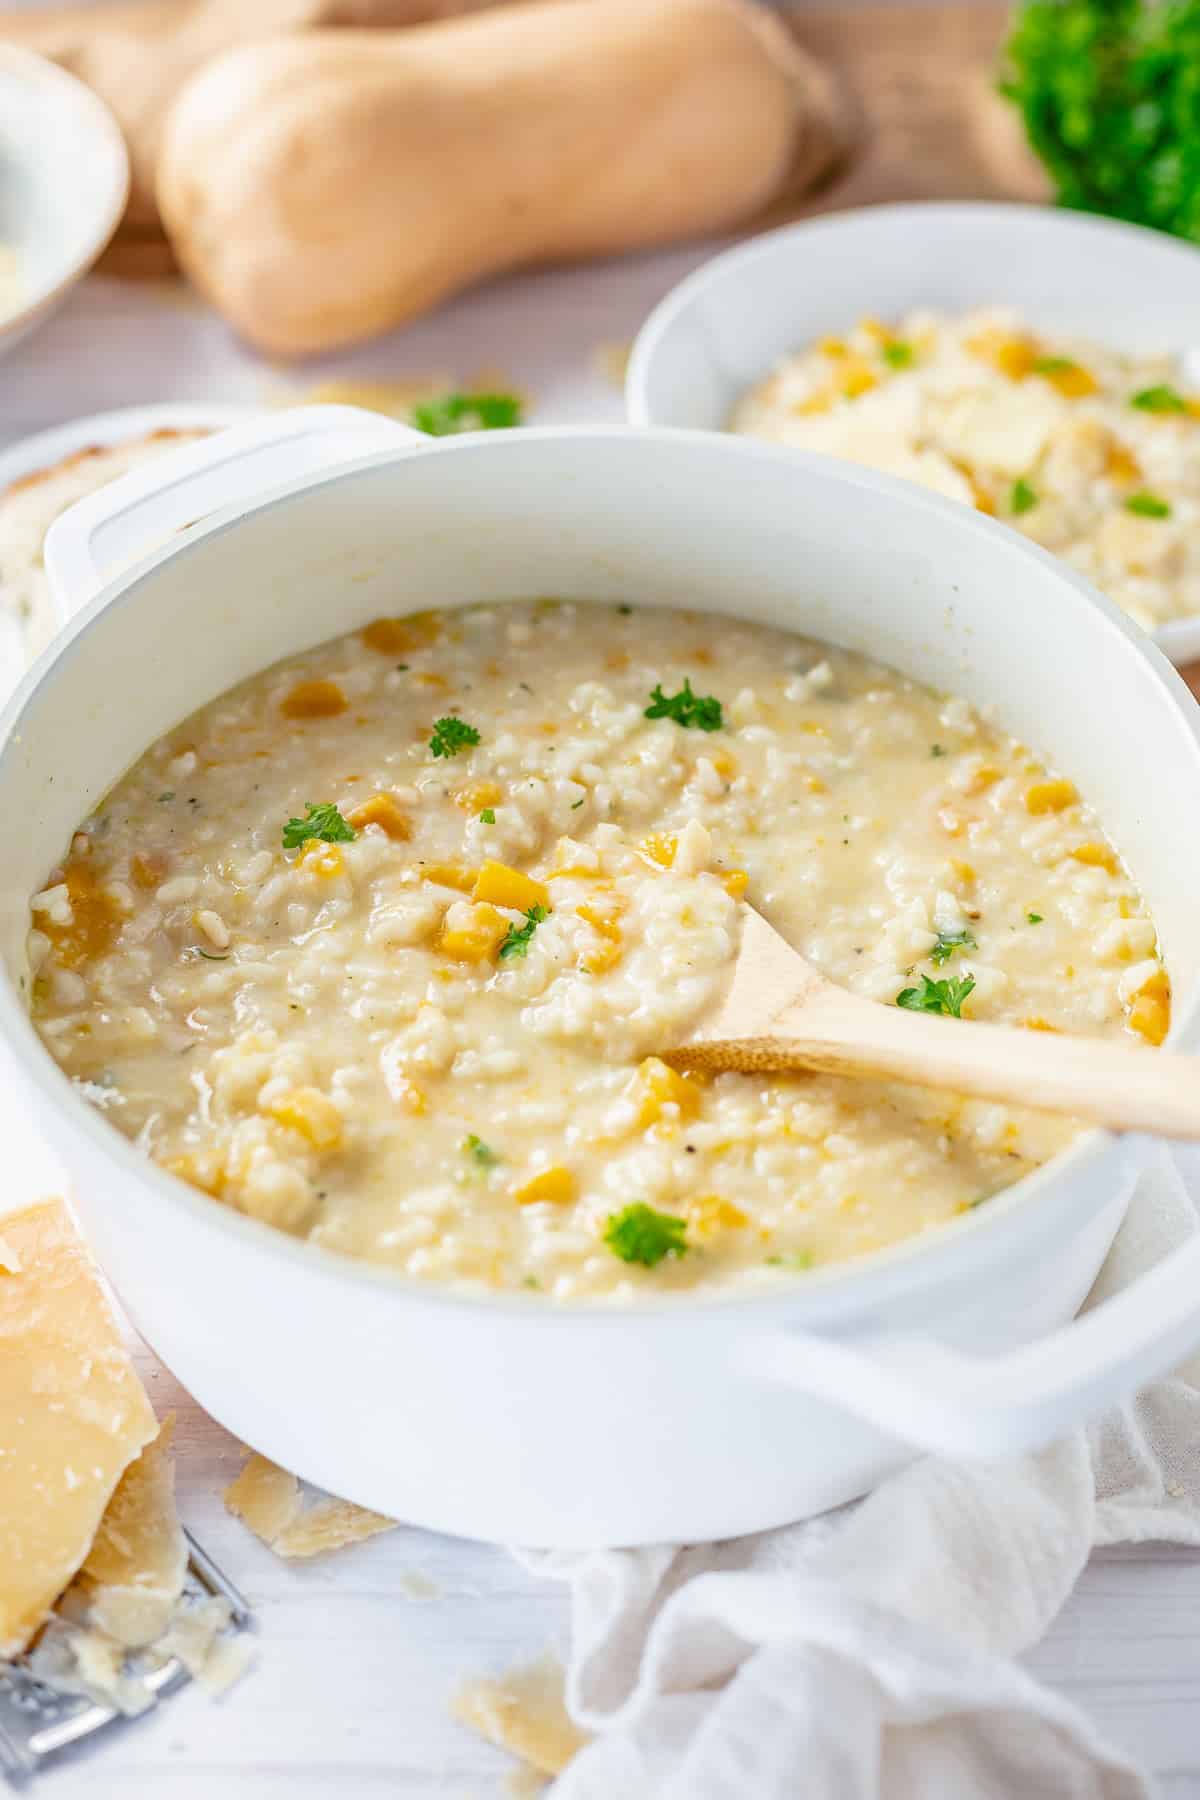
[[1001, 0, 1200, 241]]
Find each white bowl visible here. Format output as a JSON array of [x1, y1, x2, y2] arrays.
[[6, 407, 1200, 1547], [0, 47, 129, 356], [626, 202, 1200, 667]]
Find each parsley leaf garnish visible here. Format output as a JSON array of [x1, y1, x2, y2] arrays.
[[1033, 355, 1075, 375], [604, 1203, 688, 1267], [882, 340, 915, 369], [429, 716, 481, 758], [1132, 384, 1187, 413], [282, 802, 357, 849], [463, 1133, 499, 1167], [896, 973, 976, 1017], [479, 807, 496, 824], [498, 903, 549, 961], [766, 1248, 815, 1270], [1028, 911, 1043, 924], [930, 743, 945, 758], [1010, 477, 1039, 515], [930, 927, 976, 966], [1125, 492, 1172, 518], [411, 392, 523, 436], [644, 679, 724, 732]]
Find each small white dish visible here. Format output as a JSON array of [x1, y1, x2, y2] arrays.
[[626, 203, 1200, 666], [0, 47, 130, 357]]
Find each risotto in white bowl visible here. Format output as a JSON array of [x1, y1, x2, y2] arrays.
[[29, 599, 1169, 1301]]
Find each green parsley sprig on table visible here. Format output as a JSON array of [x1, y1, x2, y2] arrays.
[[1000, 0, 1200, 243], [604, 1203, 689, 1268], [498, 904, 549, 961], [411, 392, 523, 436], [896, 973, 976, 1018], [429, 716, 481, 758], [644, 679, 724, 732], [282, 802, 357, 849]]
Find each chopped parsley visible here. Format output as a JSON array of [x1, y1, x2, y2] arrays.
[[766, 1248, 814, 1270], [157, 790, 175, 803], [429, 716, 481, 758], [282, 801, 357, 849], [411, 391, 522, 436], [1033, 355, 1075, 375], [498, 903, 549, 961], [896, 973, 976, 1017], [1028, 911, 1044, 924], [571, 797, 585, 810], [930, 743, 945, 758], [644, 679, 724, 732], [1132, 384, 1187, 413], [930, 927, 976, 966], [479, 807, 496, 824], [1125, 491, 1172, 518], [604, 1203, 688, 1268], [882, 340, 915, 369], [1010, 477, 1039, 515], [463, 1133, 499, 1167], [195, 948, 229, 961]]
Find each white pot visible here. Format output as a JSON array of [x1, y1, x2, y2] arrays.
[[626, 202, 1200, 667], [7, 405, 1200, 1548]]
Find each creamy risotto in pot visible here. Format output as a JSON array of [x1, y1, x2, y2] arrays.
[[733, 309, 1200, 632], [29, 602, 1169, 1299]]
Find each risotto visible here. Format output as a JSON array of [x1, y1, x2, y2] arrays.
[[733, 308, 1200, 632], [29, 601, 1168, 1299]]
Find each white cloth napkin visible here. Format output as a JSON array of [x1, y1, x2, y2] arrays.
[[527, 1146, 1200, 1799]]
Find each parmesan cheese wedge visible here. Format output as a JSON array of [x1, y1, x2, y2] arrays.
[[0, 1199, 158, 1657], [79, 1416, 188, 1648]]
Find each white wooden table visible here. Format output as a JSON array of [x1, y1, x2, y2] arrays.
[[5, 247, 1200, 1798]]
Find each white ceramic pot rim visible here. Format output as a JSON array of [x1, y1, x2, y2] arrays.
[[6, 420, 1199, 1332]]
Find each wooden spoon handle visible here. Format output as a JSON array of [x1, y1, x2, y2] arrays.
[[676, 995, 1200, 1139]]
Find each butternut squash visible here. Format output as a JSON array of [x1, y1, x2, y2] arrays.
[[0, 0, 502, 242], [156, 0, 850, 355]]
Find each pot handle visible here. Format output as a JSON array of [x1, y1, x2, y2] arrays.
[[42, 405, 423, 625], [743, 1145, 1200, 1457]]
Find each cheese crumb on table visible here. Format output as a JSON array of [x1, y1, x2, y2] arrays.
[[454, 1651, 590, 1781]]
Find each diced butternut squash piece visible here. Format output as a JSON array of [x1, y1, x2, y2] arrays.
[[792, 390, 833, 416], [130, 851, 168, 890], [577, 896, 626, 975], [1025, 779, 1078, 815], [1070, 841, 1119, 875], [38, 859, 123, 970], [299, 841, 345, 878], [722, 870, 750, 898], [1022, 1017, 1059, 1033], [819, 336, 846, 358], [163, 1151, 225, 1197], [360, 612, 443, 655], [266, 1087, 343, 1150], [709, 749, 737, 777], [454, 780, 503, 814], [687, 1194, 749, 1237], [635, 1057, 705, 1128], [964, 765, 1001, 796], [965, 328, 1039, 381], [1038, 360, 1098, 398], [347, 793, 412, 840], [423, 862, 477, 893], [280, 679, 347, 719], [437, 902, 509, 963], [1127, 967, 1171, 1046], [513, 1166, 577, 1207], [949, 859, 977, 888], [472, 860, 550, 913], [839, 360, 878, 399], [857, 316, 890, 344], [639, 833, 677, 869], [804, 774, 827, 794], [1106, 443, 1141, 485]]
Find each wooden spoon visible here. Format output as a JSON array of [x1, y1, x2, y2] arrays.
[[666, 906, 1200, 1139]]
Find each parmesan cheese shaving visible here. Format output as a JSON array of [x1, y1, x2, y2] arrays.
[[454, 1651, 589, 1779], [224, 1451, 397, 1558], [0, 1198, 158, 1657], [80, 1416, 188, 1647]]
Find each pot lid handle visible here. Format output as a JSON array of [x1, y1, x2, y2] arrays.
[[42, 405, 421, 625], [741, 1142, 1200, 1458]]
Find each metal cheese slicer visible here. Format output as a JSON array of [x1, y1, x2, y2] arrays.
[[0, 1533, 252, 1785]]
